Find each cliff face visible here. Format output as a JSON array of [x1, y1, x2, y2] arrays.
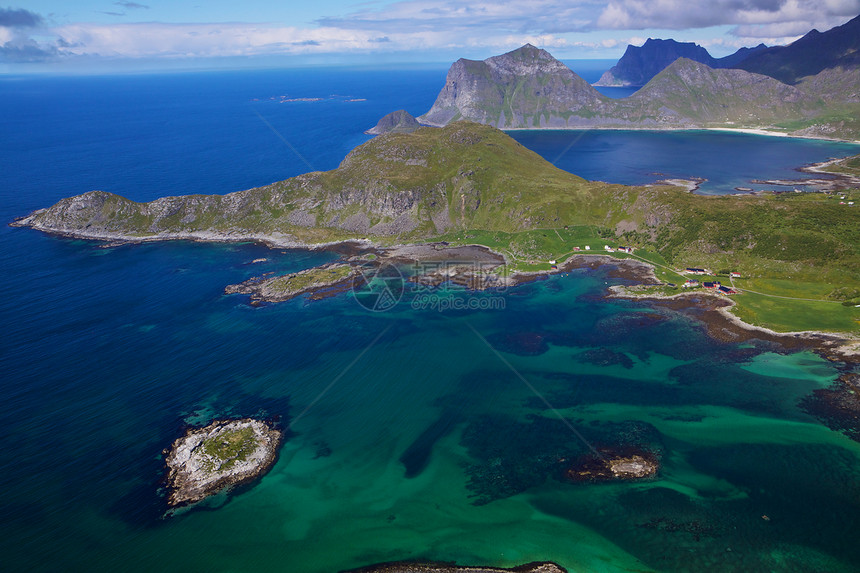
[[417, 44, 609, 129]]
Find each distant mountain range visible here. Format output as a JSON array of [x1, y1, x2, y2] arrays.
[[737, 14, 860, 84], [594, 39, 768, 87], [415, 45, 820, 130], [597, 14, 859, 88], [400, 14, 860, 141]]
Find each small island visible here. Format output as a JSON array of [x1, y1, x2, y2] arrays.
[[225, 263, 359, 304], [564, 448, 659, 482], [164, 418, 282, 507]]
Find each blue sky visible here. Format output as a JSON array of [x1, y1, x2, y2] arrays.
[[2, 1, 859, 71]]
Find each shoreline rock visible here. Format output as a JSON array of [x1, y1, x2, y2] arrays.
[[163, 418, 282, 508]]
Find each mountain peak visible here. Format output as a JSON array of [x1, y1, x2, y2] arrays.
[[595, 38, 716, 86], [417, 45, 602, 128], [365, 109, 421, 135], [497, 43, 554, 63]]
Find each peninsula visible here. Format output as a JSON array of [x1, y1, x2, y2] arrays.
[[12, 121, 860, 336]]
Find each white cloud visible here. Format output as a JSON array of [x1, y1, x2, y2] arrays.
[[318, 0, 600, 34], [53, 22, 412, 58], [597, 0, 860, 33], [5, 0, 859, 65]]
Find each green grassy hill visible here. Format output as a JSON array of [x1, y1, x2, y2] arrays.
[[16, 122, 860, 333]]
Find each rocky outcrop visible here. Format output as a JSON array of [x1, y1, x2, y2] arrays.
[[164, 418, 282, 507], [418, 44, 608, 128], [366, 109, 422, 135]]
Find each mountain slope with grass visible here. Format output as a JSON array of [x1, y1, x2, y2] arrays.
[[15, 123, 651, 243], [16, 122, 860, 316], [614, 58, 822, 125]]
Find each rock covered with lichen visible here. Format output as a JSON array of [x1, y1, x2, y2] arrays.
[[164, 418, 282, 507]]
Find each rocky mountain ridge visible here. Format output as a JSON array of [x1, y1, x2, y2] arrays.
[[595, 38, 767, 87], [414, 46, 831, 132], [738, 14, 860, 84]]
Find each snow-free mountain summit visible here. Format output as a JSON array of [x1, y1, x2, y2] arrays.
[[410, 19, 860, 141]]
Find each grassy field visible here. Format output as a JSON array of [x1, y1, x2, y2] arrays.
[[729, 290, 860, 333], [265, 264, 354, 295], [200, 427, 259, 472], [432, 226, 615, 271], [427, 223, 860, 334]]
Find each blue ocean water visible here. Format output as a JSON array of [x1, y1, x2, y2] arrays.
[[2, 68, 860, 572]]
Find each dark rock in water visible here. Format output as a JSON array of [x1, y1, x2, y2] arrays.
[[365, 109, 422, 135], [341, 561, 567, 573], [486, 331, 549, 356], [461, 414, 664, 505], [399, 408, 463, 478], [800, 373, 860, 442], [313, 441, 333, 459], [577, 347, 635, 369], [163, 418, 282, 507]]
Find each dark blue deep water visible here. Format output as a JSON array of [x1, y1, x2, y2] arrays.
[[2, 68, 860, 573]]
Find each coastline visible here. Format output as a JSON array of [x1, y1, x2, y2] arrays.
[[607, 285, 859, 364], [11, 219, 858, 350], [704, 126, 860, 145], [495, 124, 860, 145]]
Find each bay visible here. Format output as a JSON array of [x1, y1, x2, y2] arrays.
[[1, 67, 859, 573]]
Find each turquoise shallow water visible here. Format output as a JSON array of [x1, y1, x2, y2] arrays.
[[2, 68, 860, 572]]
